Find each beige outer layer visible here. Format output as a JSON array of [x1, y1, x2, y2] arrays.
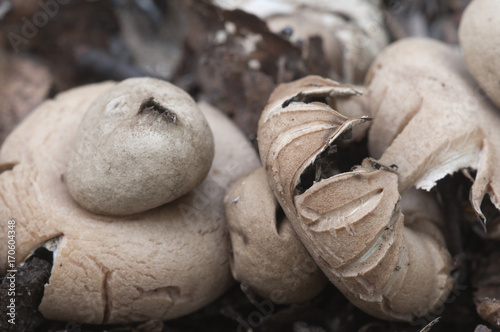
[[459, 0, 500, 109], [66, 78, 214, 216], [225, 167, 327, 303], [257, 76, 453, 321], [0, 84, 260, 324], [365, 38, 500, 233]]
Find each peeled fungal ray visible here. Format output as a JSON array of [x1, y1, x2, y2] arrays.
[[367, 38, 500, 231], [266, 122, 339, 213], [295, 163, 400, 270], [294, 167, 453, 320], [280, 85, 362, 109], [469, 139, 500, 225], [292, 164, 399, 320], [302, 187, 383, 235], [263, 101, 344, 123], [264, 105, 367, 211], [297, 183, 404, 289], [382, 96, 500, 227], [379, 119, 484, 193], [260, 75, 362, 124]]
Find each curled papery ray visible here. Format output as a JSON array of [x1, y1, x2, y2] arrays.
[[258, 76, 364, 212], [257, 75, 453, 320], [366, 38, 500, 231]]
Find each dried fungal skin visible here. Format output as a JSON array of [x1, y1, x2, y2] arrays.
[[224, 167, 328, 303], [66, 77, 214, 216], [365, 38, 500, 233], [257, 76, 453, 320]]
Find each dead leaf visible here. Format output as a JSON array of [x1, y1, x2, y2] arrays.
[[0, 51, 52, 146]]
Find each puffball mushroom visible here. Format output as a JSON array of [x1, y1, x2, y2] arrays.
[[257, 75, 453, 321], [224, 167, 328, 303], [365, 38, 500, 234], [213, 0, 389, 83], [459, 0, 500, 110], [66, 77, 214, 216], [0, 81, 260, 323]]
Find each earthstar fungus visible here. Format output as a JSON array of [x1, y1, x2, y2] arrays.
[[253, 37, 500, 319], [257, 75, 453, 320], [0, 79, 260, 323]]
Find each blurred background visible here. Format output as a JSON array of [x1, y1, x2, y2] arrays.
[[4, 1, 495, 332]]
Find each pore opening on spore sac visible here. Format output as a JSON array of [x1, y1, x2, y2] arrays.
[[138, 96, 177, 123]]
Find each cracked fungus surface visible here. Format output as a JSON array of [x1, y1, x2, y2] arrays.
[[0, 82, 260, 323]]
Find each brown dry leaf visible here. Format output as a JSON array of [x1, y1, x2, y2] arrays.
[[0, 1, 118, 92], [214, 0, 389, 84], [0, 51, 52, 146], [175, 0, 316, 139], [178, 0, 387, 139]]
